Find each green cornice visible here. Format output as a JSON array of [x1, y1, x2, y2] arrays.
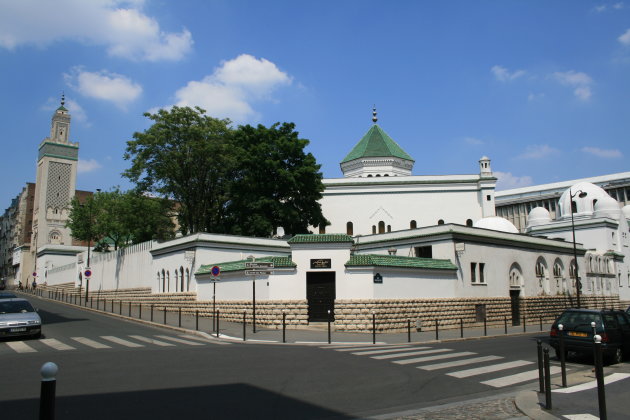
[[288, 234, 354, 244], [38, 142, 79, 150], [324, 178, 497, 188], [40, 154, 78, 161], [196, 255, 295, 275], [346, 254, 457, 270]]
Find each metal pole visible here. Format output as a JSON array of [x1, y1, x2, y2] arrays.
[[540, 316, 543, 331], [435, 318, 439, 340], [523, 314, 527, 332], [213, 282, 216, 332], [163, 307, 166, 324], [570, 188, 583, 309], [128, 301, 131, 317], [327, 309, 331, 344], [372, 311, 376, 344], [460, 318, 464, 338], [407, 319, 411, 343], [178, 307, 182, 327], [252, 278, 256, 333], [537, 340, 544, 393], [151, 304, 154, 322], [484, 317, 487, 336], [594, 335, 607, 420], [39, 362, 58, 420], [139, 304, 142, 319], [544, 347, 552, 410], [282, 310, 286, 343], [243, 311, 246, 341], [504, 316, 508, 334], [558, 324, 567, 388], [196, 310, 199, 330], [216, 310, 220, 338]]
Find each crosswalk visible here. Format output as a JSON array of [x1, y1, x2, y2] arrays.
[[321, 343, 563, 389], [0, 333, 226, 354]]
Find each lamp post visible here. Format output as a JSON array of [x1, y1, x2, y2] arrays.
[[569, 188, 587, 309], [84, 188, 100, 303]]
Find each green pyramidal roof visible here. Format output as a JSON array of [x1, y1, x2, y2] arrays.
[[341, 124, 414, 163]]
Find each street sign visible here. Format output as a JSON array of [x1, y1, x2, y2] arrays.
[[32, 272, 37, 277], [245, 262, 274, 269], [210, 266, 221, 277], [245, 270, 273, 276], [84, 268, 92, 278]]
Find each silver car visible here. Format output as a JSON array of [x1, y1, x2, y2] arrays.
[[0, 298, 42, 339]]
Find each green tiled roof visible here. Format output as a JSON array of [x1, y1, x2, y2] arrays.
[[341, 124, 414, 163], [57, 105, 68, 112], [345, 254, 457, 270], [196, 256, 296, 275], [288, 234, 354, 244]]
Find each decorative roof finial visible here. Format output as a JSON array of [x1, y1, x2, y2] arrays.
[[372, 105, 378, 124], [61, 92, 65, 107]]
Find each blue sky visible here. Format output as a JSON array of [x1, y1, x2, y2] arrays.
[[1, 1, 629, 208]]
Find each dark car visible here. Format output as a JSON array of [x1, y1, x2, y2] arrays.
[[0, 298, 42, 339], [549, 308, 630, 365]]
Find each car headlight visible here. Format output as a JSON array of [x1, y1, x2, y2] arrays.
[[28, 320, 41, 325]]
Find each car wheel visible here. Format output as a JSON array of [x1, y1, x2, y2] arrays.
[[607, 348, 623, 365]]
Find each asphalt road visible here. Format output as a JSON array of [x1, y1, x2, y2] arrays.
[[1, 295, 621, 419]]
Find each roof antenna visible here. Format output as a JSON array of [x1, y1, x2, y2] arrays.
[[372, 105, 378, 124]]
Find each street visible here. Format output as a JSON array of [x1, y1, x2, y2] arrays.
[[2, 295, 628, 419]]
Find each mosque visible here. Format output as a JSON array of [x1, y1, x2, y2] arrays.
[[2, 102, 629, 330]]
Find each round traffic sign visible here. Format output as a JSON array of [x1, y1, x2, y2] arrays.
[[32, 272, 37, 277], [84, 268, 92, 278], [211, 265, 221, 277]]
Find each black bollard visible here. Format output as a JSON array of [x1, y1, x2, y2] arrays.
[[163, 307, 167, 324], [504, 316, 508, 334], [540, 316, 543, 332], [196, 310, 199, 331], [178, 307, 182, 327], [129, 302, 132, 317], [523, 314, 527, 332], [243, 311, 247, 341], [435, 319, 439, 340], [90, 297, 93, 308], [139, 304, 142, 320], [460, 318, 464, 338], [484, 317, 487, 336], [216, 310, 220, 338], [282, 311, 286, 343], [537, 340, 544, 393], [544, 347, 552, 410], [558, 324, 567, 387], [151, 304, 154, 322], [119, 300, 122, 315], [39, 362, 58, 420], [327, 309, 332, 344], [372, 311, 376, 345], [407, 319, 411, 343], [593, 335, 607, 420]]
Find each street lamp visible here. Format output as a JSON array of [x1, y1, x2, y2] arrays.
[[84, 188, 100, 303], [569, 188, 587, 308]]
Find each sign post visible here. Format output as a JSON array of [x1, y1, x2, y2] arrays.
[[245, 261, 274, 333], [84, 268, 92, 305], [210, 266, 220, 331]]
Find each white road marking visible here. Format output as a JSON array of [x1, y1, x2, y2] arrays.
[[394, 351, 476, 365], [40, 338, 75, 351], [372, 348, 452, 360], [101, 336, 144, 348], [129, 335, 175, 347], [352, 346, 429, 356], [448, 360, 533, 378], [154, 335, 203, 345], [6, 341, 37, 353], [335, 345, 412, 352], [563, 415, 600, 419], [71, 337, 112, 349], [419, 355, 504, 371], [481, 366, 561, 388], [553, 373, 630, 394]]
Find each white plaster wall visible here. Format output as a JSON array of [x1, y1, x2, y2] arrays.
[[371, 269, 457, 299]]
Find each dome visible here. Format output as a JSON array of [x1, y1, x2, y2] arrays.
[[527, 207, 551, 228], [622, 205, 630, 220], [594, 195, 621, 219], [557, 182, 612, 219], [474, 216, 519, 233]]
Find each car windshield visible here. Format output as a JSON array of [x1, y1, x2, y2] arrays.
[[556, 311, 602, 332], [0, 301, 35, 314]]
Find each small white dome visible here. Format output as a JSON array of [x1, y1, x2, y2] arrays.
[[474, 216, 519, 233], [594, 195, 620, 219], [527, 207, 551, 228], [622, 205, 630, 220], [557, 182, 612, 219]]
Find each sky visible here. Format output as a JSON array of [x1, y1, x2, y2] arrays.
[[1, 0, 629, 209]]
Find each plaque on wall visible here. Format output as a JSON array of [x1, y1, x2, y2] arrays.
[[373, 273, 383, 284], [310, 259, 331, 269]]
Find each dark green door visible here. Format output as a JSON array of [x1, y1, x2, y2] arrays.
[[307, 272, 335, 322]]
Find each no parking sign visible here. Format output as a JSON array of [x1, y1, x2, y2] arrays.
[[84, 268, 92, 278]]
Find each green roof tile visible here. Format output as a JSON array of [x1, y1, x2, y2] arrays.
[[288, 234, 354, 244], [345, 254, 457, 270], [341, 124, 414, 163], [196, 255, 296, 275]]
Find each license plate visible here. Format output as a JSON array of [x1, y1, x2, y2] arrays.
[[10, 327, 27, 332], [568, 331, 587, 337]]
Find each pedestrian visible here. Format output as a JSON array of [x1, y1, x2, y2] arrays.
[[32, 280, 37, 289]]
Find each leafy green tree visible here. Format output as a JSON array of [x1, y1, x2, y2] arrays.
[[123, 106, 234, 235], [227, 122, 328, 236]]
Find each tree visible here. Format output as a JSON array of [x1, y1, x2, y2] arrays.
[[123, 106, 234, 235], [66, 189, 175, 250], [226, 122, 328, 236]]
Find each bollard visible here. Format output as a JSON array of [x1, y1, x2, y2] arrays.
[[90, 297, 93, 308], [484, 317, 487, 336], [543, 347, 552, 410], [196, 310, 199, 331], [282, 310, 286, 343], [243, 311, 247, 341], [151, 304, 154, 322], [504, 316, 508, 335], [407, 319, 411, 343], [372, 311, 376, 345], [163, 307, 166, 324], [119, 300, 122, 315], [460, 318, 464, 338], [540, 316, 543, 332], [111, 299, 114, 313], [435, 319, 439, 340], [593, 334, 607, 420], [39, 362, 58, 420], [537, 340, 544, 393], [129, 302, 132, 317], [523, 314, 527, 333], [558, 324, 567, 388], [327, 309, 332, 344], [216, 310, 220, 338], [139, 304, 142, 320], [178, 307, 182, 327]]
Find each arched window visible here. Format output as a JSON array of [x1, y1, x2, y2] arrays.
[[509, 263, 522, 288], [161, 269, 165, 292], [319, 224, 326, 234], [553, 259, 564, 292], [166, 271, 170, 292], [387, 225, 391, 232], [378, 221, 385, 234], [346, 222, 353, 236], [157, 272, 161, 291], [186, 268, 190, 291], [535, 258, 549, 293], [410, 220, 417, 229], [375, 174, 381, 177], [372, 225, 376, 234], [466, 219, 473, 227], [438, 219, 445, 225], [367, 174, 373, 177], [174, 270, 179, 292], [180, 267, 185, 291]]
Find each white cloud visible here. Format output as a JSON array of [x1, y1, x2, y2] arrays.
[[0, 0, 192, 61], [78, 158, 102, 173], [594, 5, 607, 12], [491, 65, 526, 82], [64, 98, 89, 124], [552, 70, 593, 101], [581, 146, 623, 158], [517, 144, 559, 159], [619, 29, 630, 45], [613, 2, 624, 9], [64, 67, 142, 108], [463, 137, 484, 145], [528, 92, 545, 101], [172, 54, 292, 123], [494, 171, 533, 190]]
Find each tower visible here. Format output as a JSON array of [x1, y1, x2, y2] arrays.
[[31, 95, 79, 252]]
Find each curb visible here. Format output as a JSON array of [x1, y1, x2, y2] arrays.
[[514, 391, 560, 420]]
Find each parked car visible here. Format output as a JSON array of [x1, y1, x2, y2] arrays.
[[549, 308, 630, 365], [0, 298, 42, 339], [0, 292, 17, 299]]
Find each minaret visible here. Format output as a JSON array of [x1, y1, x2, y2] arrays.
[[31, 94, 79, 252]]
